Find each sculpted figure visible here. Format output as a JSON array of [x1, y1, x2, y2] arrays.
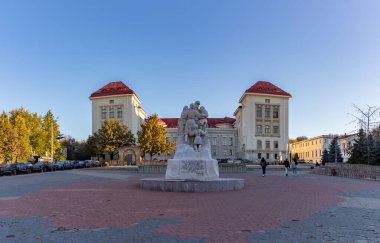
[[193, 128, 207, 152], [198, 106, 208, 131], [178, 106, 189, 136], [185, 103, 201, 144]]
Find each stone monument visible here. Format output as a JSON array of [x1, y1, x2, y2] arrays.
[[141, 101, 244, 192], [165, 101, 219, 180]]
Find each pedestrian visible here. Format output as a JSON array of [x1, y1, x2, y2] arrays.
[[291, 160, 297, 175], [260, 157, 267, 177], [284, 158, 290, 176]]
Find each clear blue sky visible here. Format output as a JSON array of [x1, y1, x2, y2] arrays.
[[1, 0, 379, 140]]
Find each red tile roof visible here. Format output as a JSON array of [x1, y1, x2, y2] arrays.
[[160, 117, 236, 128], [245, 81, 292, 97], [90, 81, 135, 98]]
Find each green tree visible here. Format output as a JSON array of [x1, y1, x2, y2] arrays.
[[321, 149, 329, 164], [0, 112, 14, 163], [11, 115, 31, 162], [86, 134, 103, 160], [328, 137, 343, 162], [348, 128, 367, 164], [138, 114, 175, 161], [10, 108, 46, 156], [42, 110, 61, 158], [293, 153, 299, 162], [97, 119, 135, 159]]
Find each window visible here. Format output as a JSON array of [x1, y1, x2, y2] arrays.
[[109, 100, 114, 104], [266, 141, 270, 149], [274, 141, 278, 149], [273, 108, 279, 118], [117, 107, 122, 119], [229, 150, 233, 156], [275, 153, 278, 160], [258, 153, 262, 159], [265, 125, 271, 133], [266, 153, 270, 159], [212, 150, 217, 156], [273, 126, 279, 134], [101, 108, 107, 119], [257, 140, 262, 149], [265, 99, 270, 103], [256, 107, 262, 118], [211, 137, 218, 145], [228, 137, 233, 146], [256, 125, 262, 133], [265, 107, 270, 118], [109, 108, 115, 119]]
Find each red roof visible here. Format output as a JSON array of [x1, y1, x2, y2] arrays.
[[245, 81, 292, 97], [160, 117, 236, 128], [90, 81, 135, 98]]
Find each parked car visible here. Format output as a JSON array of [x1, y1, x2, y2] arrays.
[[0, 164, 17, 176], [32, 162, 55, 172], [84, 160, 95, 168], [54, 161, 66, 170], [12, 162, 32, 174], [73, 161, 85, 169]]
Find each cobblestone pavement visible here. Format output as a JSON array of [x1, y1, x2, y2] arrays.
[[0, 169, 379, 242]]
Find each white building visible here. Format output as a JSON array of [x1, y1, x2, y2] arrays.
[[89, 81, 146, 137], [90, 80, 291, 163], [234, 81, 292, 162]]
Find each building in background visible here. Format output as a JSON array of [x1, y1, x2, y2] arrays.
[[234, 81, 292, 162], [89, 81, 146, 137], [290, 133, 357, 163], [90, 80, 291, 163]]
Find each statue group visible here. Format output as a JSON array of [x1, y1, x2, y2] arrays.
[[178, 101, 209, 152]]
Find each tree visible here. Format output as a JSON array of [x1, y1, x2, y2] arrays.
[[321, 149, 329, 165], [328, 137, 343, 162], [11, 115, 31, 162], [42, 110, 61, 159], [296, 136, 308, 142], [348, 128, 367, 164], [350, 105, 380, 164], [0, 112, 14, 163], [97, 119, 135, 159], [138, 114, 175, 161], [293, 153, 299, 162], [86, 133, 103, 160]]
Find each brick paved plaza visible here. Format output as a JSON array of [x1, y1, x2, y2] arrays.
[[0, 169, 380, 242]]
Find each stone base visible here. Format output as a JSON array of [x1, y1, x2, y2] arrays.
[[165, 159, 219, 180], [140, 178, 244, 192]]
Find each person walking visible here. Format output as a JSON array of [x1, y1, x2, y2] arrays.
[[260, 157, 267, 177], [284, 158, 290, 176], [291, 160, 298, 175]]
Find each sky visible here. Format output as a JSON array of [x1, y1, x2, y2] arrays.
[[0, 0, 379, 140]]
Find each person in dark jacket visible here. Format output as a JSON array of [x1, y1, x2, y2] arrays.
[[284, 158, 290, 176], [260, 158, 267, 177]]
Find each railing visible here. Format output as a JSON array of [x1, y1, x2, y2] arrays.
[[138, 164, 247, 174], [312, 163, 380, 181]]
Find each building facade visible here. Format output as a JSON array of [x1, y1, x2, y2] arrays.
[[234, 82, 292, 162], [290, 134, 357, 163], [90, 81, 291, 163], [89, 81, 146, 137]]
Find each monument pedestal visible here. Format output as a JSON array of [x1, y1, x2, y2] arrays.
[[165, 159, 219, 180]]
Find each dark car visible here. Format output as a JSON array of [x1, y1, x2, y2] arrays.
[[12, 162, 32, 174], [73, 161, 85, 169], [54, 161, 66, 170], [83, 160, 94, 168], [0, 164, 17, 176], [32, 162, 56, 172]]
